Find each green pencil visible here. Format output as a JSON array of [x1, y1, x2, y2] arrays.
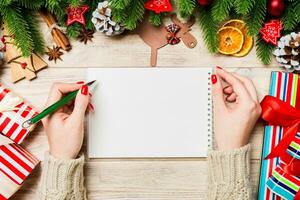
[[22, 80, 96, 128]]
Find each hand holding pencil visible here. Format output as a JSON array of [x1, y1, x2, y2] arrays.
[[42, 82, 93, 159]]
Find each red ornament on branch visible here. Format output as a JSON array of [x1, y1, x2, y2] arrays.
[[197, 0, 212, 6], [66, 5, 89, 26], [144, 0, 172, 14], [267, 0, 285, 17], [260, 20, 282, 45]]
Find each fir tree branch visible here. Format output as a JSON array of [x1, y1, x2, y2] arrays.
[[69, 0, 81, 6], [256, 35, 274, 65], [234, 0, 255, 15], [177, 0, 196, 18], [110, 0, 132, 10], [0, 0, 13, 6], [149, 11, 162, 26], [2, 6, 33, 56], [67, 23, 83, 38], [112, 8, 128, 23], [15, 0, 43, 10], [282, 1, 300, 30], [85, 0, 99, 30], [123, 0, 145, 30], [211, 0, 234, 22], [197, 5, 218, 53], [245, 0, 266, 37], [23, 10, 45, 54]]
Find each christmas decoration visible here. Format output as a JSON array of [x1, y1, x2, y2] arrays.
[[46, 46, 63, 63], [144, 0, 172, 14], [40, 10, 71, 51], [273, 32, 300, 71], [0, 84, 40, 199], [267, 0, 285, 17], [78, 28, 95, 44], [197, 0, 212, 6], [217, 26, 244, 55], [260, 20, 282, 45], [259, 72, 300, 200], [3, 31, 47, 83], [220, 19, 253, 57], [92, 1, 125, 36], [165, 24, 181, 45], [66, 5, 89, 26]]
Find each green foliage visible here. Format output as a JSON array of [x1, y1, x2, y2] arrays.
[[121, 0, 145, 30], [110, 0, 132, 10], [177, 0, 196, 18], [197, 5, 218, 53], [245, 0, 266, 36], [282, 1, 300, 30], [67, 23, 83, 38], [234, 0, 255, 15], [256, 35, 275, 65], [149, 12, 162, 26], [211, 0, 234, 22]]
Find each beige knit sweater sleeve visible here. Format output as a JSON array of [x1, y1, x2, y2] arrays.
[[37, 153, 87, 200], [207, 144, 252, 200]]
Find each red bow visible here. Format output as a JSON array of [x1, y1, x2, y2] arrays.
[[261, 95, 300, 176]]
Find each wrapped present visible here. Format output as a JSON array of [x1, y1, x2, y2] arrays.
[[0, 84, 39, 199], [259, 71, 300, 200]]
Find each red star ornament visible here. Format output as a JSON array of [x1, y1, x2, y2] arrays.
[[260, 20, 282, 45], [144, 0, 172, 14], [66, 5, 89, 26]]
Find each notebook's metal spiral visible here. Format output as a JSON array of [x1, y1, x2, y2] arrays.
[[207, 71, 212, 149]]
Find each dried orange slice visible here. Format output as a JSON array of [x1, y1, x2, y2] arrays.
[[217, 26, 244, 55], [223, 19, 253, 57]]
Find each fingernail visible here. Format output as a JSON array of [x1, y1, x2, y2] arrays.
[[89, 103, 95, 111], [211, 74, 217, 84], [216, 66, 222, 69], [76, 81, 85, 84], [81, 85, 88, 95]]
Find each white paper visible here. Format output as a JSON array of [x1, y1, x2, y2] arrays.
[[88, 68, 212, 158]]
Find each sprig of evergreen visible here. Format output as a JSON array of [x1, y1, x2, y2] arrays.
[[245, 0, 266, 36], [234, 0, 255, 15], [110, 0, 132, 10], [211, 0, 234, 22], [149, 11, 162, 26], [197, 5, 218, 53], [177, 0, 196, 18], [282, 1, 300, 30], [256, 35, 274, 65], [123, 0, 145, 30]]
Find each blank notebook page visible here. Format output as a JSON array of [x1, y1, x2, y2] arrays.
[[88, 68, 212, 158]]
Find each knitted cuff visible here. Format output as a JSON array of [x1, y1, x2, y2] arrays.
[[208, 144, 251, 184], [39, 152, 86, 198]]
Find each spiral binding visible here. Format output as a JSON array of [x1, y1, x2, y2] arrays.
[[207, 71, 213, 149]]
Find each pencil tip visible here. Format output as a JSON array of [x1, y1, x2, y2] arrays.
[[87, 80, 96, 86]]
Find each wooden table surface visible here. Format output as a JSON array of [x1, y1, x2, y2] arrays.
[[3, 19, 279, 199]]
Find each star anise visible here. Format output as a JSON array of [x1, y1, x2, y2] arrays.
[[78, 28, 95, 44], [45, 46, 63, 63]]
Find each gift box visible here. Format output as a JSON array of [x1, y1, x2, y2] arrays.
[[259, 71, 300, 200], [0, 84, 39, 199]]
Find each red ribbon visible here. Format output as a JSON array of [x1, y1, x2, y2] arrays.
[[261, 95, 300, 176]]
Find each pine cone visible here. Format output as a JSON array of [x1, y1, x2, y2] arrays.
[[274, 32, 300, 71], [91, 1, 125, 36]]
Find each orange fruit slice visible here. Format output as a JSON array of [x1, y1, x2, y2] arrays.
[[217, 26, 244, 55], [222, 19, 253, 57]]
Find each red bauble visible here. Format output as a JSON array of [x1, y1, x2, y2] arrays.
[[144, 0, 172, 14], [197, 0, 212, 6], [267, 0, 285, 17], [66, 5, 89, 26]]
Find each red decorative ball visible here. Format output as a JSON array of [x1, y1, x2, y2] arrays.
[[197, 0, 212, 6], [267, 0, 285, 17]]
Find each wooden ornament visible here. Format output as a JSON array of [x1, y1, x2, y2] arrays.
[[3, 28, 47, 83]]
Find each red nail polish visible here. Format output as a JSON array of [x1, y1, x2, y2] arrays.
[[81, 85, 88, 95], [76, 81, 85, 84], [211, 74, 217, 84], [216, 66, 222, 69]]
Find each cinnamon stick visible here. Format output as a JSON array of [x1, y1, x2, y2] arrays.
[[40, 10, 71, 51]]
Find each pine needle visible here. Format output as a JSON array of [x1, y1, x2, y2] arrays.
[[149, 11, 162, 26], [234, 0, 255, 15], [197, 6, 218, 53], [123, 0, 145, 30], [245, 0, 266, 37], [211, 0, 234, 22], [177, 0, 196, 18], [282, 1, 299, 30], [110, 0, 132, 10], [256, 35, 275, 65]]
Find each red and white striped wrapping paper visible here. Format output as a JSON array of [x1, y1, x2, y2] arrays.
[[0, 84, 39, 199]]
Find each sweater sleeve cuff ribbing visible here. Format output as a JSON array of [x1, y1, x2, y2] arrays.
[[208, 144, 251, 184], [37, 152, 86, 199]]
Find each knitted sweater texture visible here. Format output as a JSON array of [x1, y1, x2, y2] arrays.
[[37, 145, 251, 200]]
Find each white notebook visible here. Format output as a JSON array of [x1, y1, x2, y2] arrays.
[[88, 68, 212, 158]]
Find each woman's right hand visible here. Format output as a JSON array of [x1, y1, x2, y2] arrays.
[[211, 67, 261, 151]]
